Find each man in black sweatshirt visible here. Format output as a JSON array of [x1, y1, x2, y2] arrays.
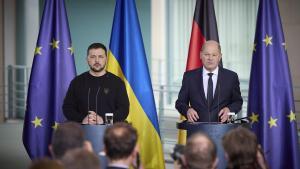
[[63, 43, 129, 124]]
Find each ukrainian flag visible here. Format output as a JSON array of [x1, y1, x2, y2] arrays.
[[106, 0, 165, 168]]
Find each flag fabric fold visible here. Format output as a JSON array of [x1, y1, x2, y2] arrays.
[[178, 0, 219, 145], [186, 0, 219, 71], [247, 0, 300, 168], [106, 0, 164, 168], [23, 0, 76, 159]]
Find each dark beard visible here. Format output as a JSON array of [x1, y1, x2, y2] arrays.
[[90, 66, 105, 73]]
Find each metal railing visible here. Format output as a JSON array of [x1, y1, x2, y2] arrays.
[[4, 65, 30, 119]]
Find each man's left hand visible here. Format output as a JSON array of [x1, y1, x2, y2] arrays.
[[218, 107, 230, 123], [95, 114, 104, 124]]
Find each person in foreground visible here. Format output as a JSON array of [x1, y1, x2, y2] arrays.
[[176, 40, 243, 123], [28, 158, 64, 169], [180, 132, 218, 169], [61, 148, 101, 169], [104, 122, 141, 169], [63, 43, 129, 124], [49, 122, 92, 159], [222, 127, 268, 169]]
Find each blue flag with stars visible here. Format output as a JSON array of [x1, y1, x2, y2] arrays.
[[247, 0, 300, 168], [22, 0, 76, 159]]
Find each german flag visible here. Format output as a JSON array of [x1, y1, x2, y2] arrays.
[[178, 0, 219, 145]]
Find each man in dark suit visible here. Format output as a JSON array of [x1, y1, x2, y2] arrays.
[[176, 40, 243, 123]]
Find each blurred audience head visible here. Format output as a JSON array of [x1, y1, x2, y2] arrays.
[[49, 122, 91, 159], [104, 122, 138, 167], [222, 127, 268, 169], [183, 132, 218, 169], [28, 158, 64, 169], [62, 148, 101, 169]]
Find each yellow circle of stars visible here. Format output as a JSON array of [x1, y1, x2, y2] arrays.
[[34, 46, 42, 55], [68, 46, 74, 55], [263, 34, 272, 47], [50, 39, 60, 49], [52, 122, 59, 130], [31, 116, 43, 128], [268, 116, 278, 128], [250, 112, 259, 123], [287, 110, 296, 122]]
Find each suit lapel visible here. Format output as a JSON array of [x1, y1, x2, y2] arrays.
[[212, 67, 223, 106], [198, 68, 207, 105]]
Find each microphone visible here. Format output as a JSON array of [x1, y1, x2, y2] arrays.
[[95, 87, 101, 125], [208, 98, 211, 123], [229, 116, 249, 123], [207, 73, 212, 123], [87, 88, 91, 125], [217, 83, 220, 122], [208, 92, 210, 123]]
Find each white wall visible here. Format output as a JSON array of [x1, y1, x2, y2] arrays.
[[4, 0, 16, 67], [279, 0, 300, 114]]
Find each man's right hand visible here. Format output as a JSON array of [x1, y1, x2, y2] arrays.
[[82, 111, 103, 125], [82, 112, 95, 124], [186, 108, 199, 122]]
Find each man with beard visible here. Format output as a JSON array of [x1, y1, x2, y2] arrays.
[[63, 43, 129, 124]]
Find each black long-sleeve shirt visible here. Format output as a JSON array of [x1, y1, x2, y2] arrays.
[[63, 71, 129, 123]]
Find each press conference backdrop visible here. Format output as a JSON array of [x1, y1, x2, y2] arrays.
[[2, 0, 300, 156], [2, 65, 300, 155]]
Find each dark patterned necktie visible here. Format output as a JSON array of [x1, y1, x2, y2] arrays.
[[207, 73, 214, 109]]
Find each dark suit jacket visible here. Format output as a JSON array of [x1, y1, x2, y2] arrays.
[[175, 67, 243, 122]]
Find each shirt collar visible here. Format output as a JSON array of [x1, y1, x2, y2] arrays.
[[108, 163, 129, 168], [203, 66, 219, 76]]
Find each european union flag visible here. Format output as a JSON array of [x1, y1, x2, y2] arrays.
[[106, 0, 165, 168], [247, 0, 300, 168], [22, 0, 76, 159]]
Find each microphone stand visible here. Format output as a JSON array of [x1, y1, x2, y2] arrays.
[[229, 116, 249, 123], [95, 87, 100, 125], [87, 88, 91, 125]]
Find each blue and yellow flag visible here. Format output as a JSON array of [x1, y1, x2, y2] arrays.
[[22, 0, 76, 159], [107, 0, 165, 168], [248, 0, 300, 168]]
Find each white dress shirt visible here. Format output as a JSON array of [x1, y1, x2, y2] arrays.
[[203, 67, 219, 99]]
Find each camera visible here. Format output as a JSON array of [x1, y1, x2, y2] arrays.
[[170, 144, 185, 162]]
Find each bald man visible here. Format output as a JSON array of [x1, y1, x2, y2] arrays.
[[183, 132, 218, 169], [176, 40, 243, 123]]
